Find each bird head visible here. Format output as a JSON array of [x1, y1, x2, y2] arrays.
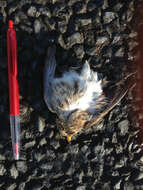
[[56, 110, 91, 142]]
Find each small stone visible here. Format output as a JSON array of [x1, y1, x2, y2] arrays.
[[58, 20, 67, 33], [124, 182, 134, 190], [39, 162, 53, 171], [76, 185, 85, 190], [24, 140, 35, 149], [75, 17, 92, 27], [38, 117, 46, 132], [118, 120, 129, 136], [103, 12, 116, 24], [16, 161, 28, 173], [34, 19, 41, 34], [19, 182, 26, 190], [39, 138, 47, 146], [114, 47, 124, 57], [7, 184, 17, 190], [114, 179, 121, 190], [135, 173, 143, 181], [0, 164, 6, 175], [112, 35, 121, 44], [27, 6, 37, 17], [0, 154, 5, 160], [96, 36, 109, 46], [67, 32, 84, 47], [38, 7, 51, 17], [8, 5, 17, 15], [10, 165, 19, 179], [73, 44, 85, 59]]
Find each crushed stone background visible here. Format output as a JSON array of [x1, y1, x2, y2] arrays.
[[0, 0, 143, 189]]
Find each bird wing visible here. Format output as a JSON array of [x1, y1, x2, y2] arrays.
[[85, 82, 135, 129], [44, 45, 57, 112]]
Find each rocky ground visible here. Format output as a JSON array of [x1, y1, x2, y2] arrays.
[[0, 0, 143, 189]]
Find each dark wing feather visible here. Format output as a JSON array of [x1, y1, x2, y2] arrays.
[[85, 83, 135, 129], [44, 45, 57, 112]]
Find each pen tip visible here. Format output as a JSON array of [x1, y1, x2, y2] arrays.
[[9, 20, 13, 29]]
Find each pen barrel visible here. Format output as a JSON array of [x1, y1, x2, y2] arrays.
[[10, 115, 20, 160], [7, 27, 20, 115]]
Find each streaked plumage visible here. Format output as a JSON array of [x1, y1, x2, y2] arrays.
[[44, 45, 134, 141]]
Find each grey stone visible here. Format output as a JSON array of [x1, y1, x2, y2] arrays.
[[118, 120, 129, 136], [24, 140, 35, 149], [27, 6, 37, 17], [7, 184, 17, 190], [67, 32, 84, 47], [0, 164, 6, 175], [103, 12, 116, 24], [34, 19, 41, 34], [96, 36, 108, 46], [10, 165, 19, 179], [58, 20, 67, 33], [39, 138, 47, 146], [124, 182, 134, 190], [73, 44, 85, 59], [16, 161, 28, 173], [76, 17, 92, 26], [38, 117, 46, 132]]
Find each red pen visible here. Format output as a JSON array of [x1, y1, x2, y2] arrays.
[[7, 20, 20, 160]]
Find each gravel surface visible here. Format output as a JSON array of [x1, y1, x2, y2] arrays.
[[0, 0, 143, 189]]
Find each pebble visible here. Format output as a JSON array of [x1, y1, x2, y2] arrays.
[[114, 179, 121, 190], [34, 19, 41, 34], [37, 117, 46, 132], [73, 44, 85, 59], [7, 184, 17, 190], [0, 164, 6, 175], [76, 185, 86, 190], [24, 140, 36, 149], [10, 165, 19, 179], [118, 120, 129, 136], [27, 6, 37, 17], [16, 161, 28, 173], [39, 138, 47, 146], [67, 32, 84, 47], [96, 36, 109, 46], [124, 182, 134, 190], [39, 162, 53, 171], [38, 7, 51, 17], [57, 20, 67, 33], [75, 17, 92, 27], [103, 12, 116, 24]]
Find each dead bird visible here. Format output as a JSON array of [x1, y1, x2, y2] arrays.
[[44, 45, 135, 142]]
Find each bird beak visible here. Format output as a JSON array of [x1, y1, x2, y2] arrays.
[[67, 136, 72, 143]]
